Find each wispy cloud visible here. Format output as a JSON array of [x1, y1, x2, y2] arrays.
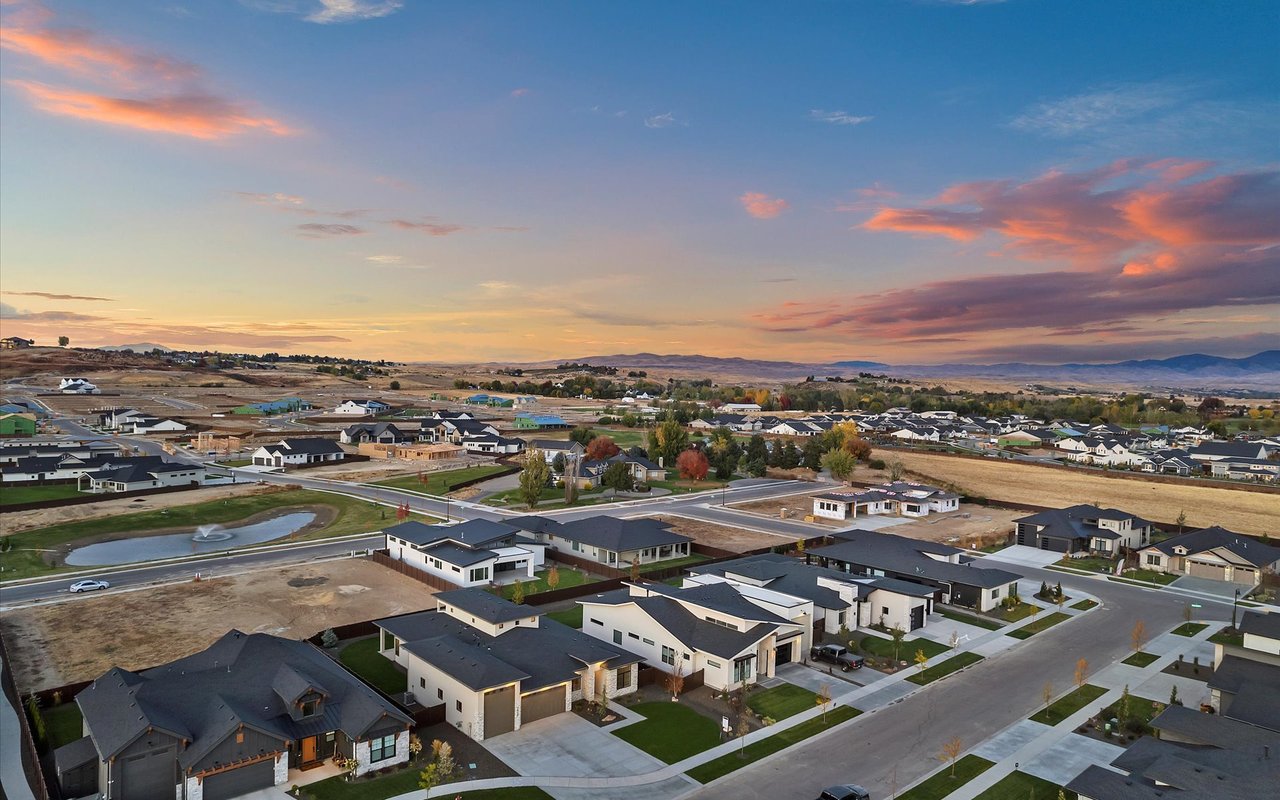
[[306, 0, 402, 23], [478, 280, 516, 292], [509, 87, 529, 98], [364, 254, 403, 264], [236, 191, 305, 206], [644, 112, 677, 129], [3, 290, 113, 301], [809, 109, 873, 126], [297, 223, 364, 237], [739, 192, 789, 220], [1012, 82, 1186, 138], [389, 219, 467, 236]]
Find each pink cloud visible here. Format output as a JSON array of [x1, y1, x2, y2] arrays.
[[390, 219, 467, 236], [739, 192, 789, 220]]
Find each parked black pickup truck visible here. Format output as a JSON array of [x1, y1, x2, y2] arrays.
[[810, 644, 865, 671]]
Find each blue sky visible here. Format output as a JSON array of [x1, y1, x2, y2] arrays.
[[1, 0, 1276, 363]]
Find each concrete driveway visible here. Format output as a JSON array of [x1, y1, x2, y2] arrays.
[[983, 545, 1069, 569], [483, 712, 666, 778], [1170, 575, 1245, 598]]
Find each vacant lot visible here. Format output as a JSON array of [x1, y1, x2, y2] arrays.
[[731, 493, 848, 526], [1, 482, 271, 534], [650, 514, 787, 551], [0, 558, 435, 692], [886, 451, 1278, 534], [888, 505, 1024, 547]]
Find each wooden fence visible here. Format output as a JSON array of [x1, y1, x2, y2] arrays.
[[0, 630, 50, 799], [369, 551, 463, 592]]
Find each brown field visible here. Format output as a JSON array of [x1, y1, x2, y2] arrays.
[[0, 483, 274, 535], [0, 558, 436, 692], [650, 514, 788, 551], [882, 505, 1024, 547], [730, 493, 843, 526], [883, 451, 1279, 535]]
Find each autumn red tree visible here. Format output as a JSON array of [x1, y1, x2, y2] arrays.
[[585, 435, 621, 461], [676, 449, 710, 481], [843, 435, 872, 462]]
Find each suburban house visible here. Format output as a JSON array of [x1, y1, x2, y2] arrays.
[[1188, 440, 1272, 465], [0, 336, 34, 349], [512, 516, 692, 568], [812, 481, 961, 522], [332, 399, 391, 416], [720, 403, 762, 413], [1206, 456, 1280, 483], [581, 451, 667, 484], [807, 529, 1023, 612], [383, 519, 545, 587], [127, 416, 189, 434], [78, 457, 207, 493], [357, 442, 465, 462], [459, 432, 526, 454], [98, 408, 146, 430], [1207, 610, 1280, 729], [340, 422, 412, 445], [531, 439, 585, 464], [373, 590, 639, 742], [59, 377, 100, 394], [232, 398, 310, 416], [0, 413, 37, 436], [250, 438, 346, 468], [54, 631, 412, 800], [1137, 527, 1280, 587], [687, 553, 936, 647], [1013, 504, 1155, 555]]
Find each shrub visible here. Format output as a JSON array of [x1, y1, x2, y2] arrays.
[[320, 629, 338, 648], [868, 458, 886, 470]]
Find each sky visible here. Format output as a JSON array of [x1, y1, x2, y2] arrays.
[[1, 0, 1277, 365]]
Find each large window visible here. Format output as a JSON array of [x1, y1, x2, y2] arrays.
[[661, 645, 676, 666], [1145, 554, 1161, 566], [616, 665, 632, 689], [732, 656, 753, 684], [468, 566, 489, 583], [369, 734, 397, 763]]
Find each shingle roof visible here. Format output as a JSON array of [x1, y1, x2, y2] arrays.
[[435, 587, 540, 624], [557, 517, 691, 553], [1238, 610, 1280, 641], [581, 588, 781, 660], [1014, 504, 1151, 542], [810, 530, 1022, 590], [1147, 527, 1280, 567]]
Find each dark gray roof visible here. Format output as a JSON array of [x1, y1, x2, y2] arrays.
[[581, 588, 780, 660], [1014, 504, 1152, 543], [402, 635, 530, 691], [1075, 732, 1280, 800], [557, 517, 691, 553], [810, 530, 1022, 590], [1206, 654, 1280, 698], [1190, 441, 1268, 458], [424, 542, 498, 567], [385, 518, 521, 550], [1151, 703, 1280, 750], [435, 587, 540, 624], [1148, 527, 1280, 568], [692, 554, 855, 611], [264, 437, 345, 455], [1238, 610, 1280, 641], [507, 516, 566, 536], [75, 631, 410, 764], [530, 439, 582, 451], [53, 736, 98, 773], [642, 582, 790, 624]]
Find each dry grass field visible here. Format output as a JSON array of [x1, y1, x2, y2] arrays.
[[883, 451, 1278, 535], [0, 559, 436, 692], [650, 514, 789, 551]]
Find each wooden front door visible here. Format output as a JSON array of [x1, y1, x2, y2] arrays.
[[301, 736, 318, 764]]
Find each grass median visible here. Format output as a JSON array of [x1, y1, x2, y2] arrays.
[[1122, 651, 1159, 667], [371, 464, 509, 495], [1006, 612, 1071, 639], [687, 705, 860, 783], [898, 754, 995, 800], [906, 652, 984, 685], [1029, 683, 1108, 725]]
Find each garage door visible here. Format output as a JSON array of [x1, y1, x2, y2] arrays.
[[1188, 560, 1227, 581], [774, 640, 794, 666], [1232, 567, 1258, 586], [203, 758, 275, 800], [483, 685, 516, 738], [520, 685, 567, 725], [121, 748, 175, 800]]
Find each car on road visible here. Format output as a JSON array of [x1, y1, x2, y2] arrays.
[[810, 643, 865, 671], [817, 785, 870, 800], [69, 579, 110, 593]]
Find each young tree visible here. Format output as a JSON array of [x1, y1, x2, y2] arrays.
[[815, 683, 832, 722], [914, 648, 929, 678], [676, 449, 710, 481], [585, 435, 621, 461], [1074, 658, 1089, 690], [649, 416, 689, 467], [667, 661, 686, 700], [736, 711, 752, 756], [940, 736, 963, 777], [630, 557, 641, 582], [889, 459, 905, 481], [552, 452, 567, 474], [820, 448, 857, 483], [546, 565, 560, 591], [601, 461, 635, 496], [890, 624, 906, 663], [58, 335, 70, 347], [1118, 684, 1132, 726], [518, 447, 551, 508], [1131, 619, 1148, 653], [510, 579, 525, 605], [1175, 509, 1187, 532], [1042, 681, 1054, 715], [1183, 603, 1193, 625], [1169, 684, 1181, 706]]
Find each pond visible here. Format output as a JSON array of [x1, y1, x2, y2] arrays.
[[64, 512, 318, 566]]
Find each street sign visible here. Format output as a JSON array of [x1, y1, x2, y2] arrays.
[[1191, 603, 1202, 608]]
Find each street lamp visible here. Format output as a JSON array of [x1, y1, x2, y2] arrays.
[[1232, 587, 1241, 630]]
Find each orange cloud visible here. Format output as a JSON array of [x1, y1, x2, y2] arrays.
[[863, 208, 981, 241], [1121, 251, 1179, 277], [10, 81, 293, 139], [0, 25, 197, 84], [739, 192, 788, 219]]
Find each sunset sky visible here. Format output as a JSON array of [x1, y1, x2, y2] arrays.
[[1, 0, 1277, 365]]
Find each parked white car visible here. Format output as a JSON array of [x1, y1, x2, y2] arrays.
[[69, 579, 110, 593]]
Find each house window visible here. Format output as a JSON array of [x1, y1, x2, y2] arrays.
[[707, 660, 721, 669], [616, 665, 632, 689], [836, 611, 846, 626], [628, 632, 639, 639], [642, 638, 654, 645], [572, 677, 581, 691], [732, 657, 753, 683], [1145, 554, 1161, 566], [990, 588, 1000, 599], [661, 646, 676, 666], [301, 700, 318, 718], [881, 607, 889, 616], [590, 618, 603, 626], [456, 700, 463, 712], [369, 734, 397, 763], [613, 630, 623, 645], [469, 567, 489, 582], [419, 677, 426, 689], [437, 688, 443, 700]]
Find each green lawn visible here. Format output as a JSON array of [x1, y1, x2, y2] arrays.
[[975, 771, 1076, 800], [641, 553, 710, 572], [1057, 556, 1116, 573], [1171, 622, 1208, 637], [1007, 612, 1071, 639], [216, 458, 253, 467], [859, 634, 950, 660], [1122, 651, 1159, 667], [502, 567, 593, 599], [338, 639, 406, 695], [307, 771, 551, 800], [589, 427, 649, 448], [898, 755, 995, 800], [1100, 694, 1166, 735], [745, 683, 817, 721], [0, 484, 85, 506], [0, 488, 416, 581], [906, 652, 984, 685], [612, 702, 723, 763], [1029, 683, 1108, 725], [647, 477, 733, 494], [994, 602, 1038, 622], [372, 465, 509, 495], [1209, 627, 1244, 647], [686, 705, 861, 784], [41, 702, 84, 749], [545, 605, 583, 628], [1071, 599, 1098, 611], [482, 485, 607, 508], [938, 608, 1004, 631], [1122, 569, 1179, 585]]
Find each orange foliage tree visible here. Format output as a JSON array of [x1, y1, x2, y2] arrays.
[[676, 449, 710, 481], [585, 435, 621, 461]]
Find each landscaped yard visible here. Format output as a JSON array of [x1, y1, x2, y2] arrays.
[[216, 458, 253, 468], [1057, 556, 1116, 574], [1171, 622, 1208, 637], [1098, 694, 1166, 737], [1071, 599, 1098, 611], [482, 485, 607, 508], [745, 683, 817, 721], [1122, 569, 1178, 585], [501, 566, 593, 599], [993, 602, 1038, 622], [544, 605, 583, 628], [372, 465, 510, 495], [1209, 627, 1244, 647], [906, 652, 984, 685], [40, 702, 84, 749], [1122, 651, 1159, 667], [898, 754, 995, 800], [612, 702, 723, 763], [0, 484, 85, 506], [0, 488, 414, 580], [641, 553, 710, 572], [338, 638, 406, 695], [974, 770, 1076, 800], [939, 608, 1004, 631], [1006, 612, 1071, 639], [1029, 683, 1108, 725], [859, 633, 950, 661], [686, 705, 861, 783]]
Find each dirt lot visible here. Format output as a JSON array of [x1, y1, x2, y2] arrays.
[[883, 451, 1280, 535], [0, 558, 436, 692], [730, 493, 843, 526], [881, 505, 1024, 548], [0, 483, 273, 535], [650, 514, 787, 551]]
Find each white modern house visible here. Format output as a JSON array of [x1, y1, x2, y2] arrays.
[[383, 519, 545, 587], [250, 438, 346, 467], [511, 516, 692, 568], [332, 399, 392, 416], [812, 481, 961, 521], [59, 378, 100, 394]]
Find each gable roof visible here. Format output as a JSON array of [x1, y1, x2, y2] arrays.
[[1014, 504, 1152, 541], [556, 517, 691, 553], [1238, 610, 1280, 641], [435, 587, 540, 625], [261, 438, 345, 455], [810, 529, 1022, 589], [1146, 527, 1280, 567]]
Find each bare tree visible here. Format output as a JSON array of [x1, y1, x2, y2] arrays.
[[891, 624, 907, 663], [940, 736, 963, 777], [1131, 619, 1148, 653], [667, 661, 685, 700], [815, 683, 832, 721], [1074, 658, 1089, 690], [1042, 681, 1054, 716]]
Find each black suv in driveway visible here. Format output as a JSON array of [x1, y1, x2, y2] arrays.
[[817, 785, 871, 800], [809, 643, 865, 671]]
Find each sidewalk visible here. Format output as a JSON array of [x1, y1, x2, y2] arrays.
[[0, 659, 37, 800]]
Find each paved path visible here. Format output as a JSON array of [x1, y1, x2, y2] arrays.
[[0, 658, 37, 800]]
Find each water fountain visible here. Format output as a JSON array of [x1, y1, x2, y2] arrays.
[[192, 524, 233, 542]]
